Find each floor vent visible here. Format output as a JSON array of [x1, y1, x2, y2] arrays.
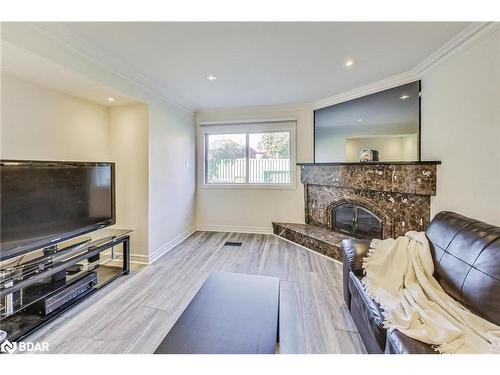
[[224, 241, 243, 247]]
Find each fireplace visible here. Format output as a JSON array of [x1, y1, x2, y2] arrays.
[[273, 162, 439, 261], [332, 203, 383, 239]]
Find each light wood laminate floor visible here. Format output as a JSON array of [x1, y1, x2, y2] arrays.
[[26, 231, 366, 354]]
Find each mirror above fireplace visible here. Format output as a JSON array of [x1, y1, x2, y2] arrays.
[[314, 81, 421, 163]]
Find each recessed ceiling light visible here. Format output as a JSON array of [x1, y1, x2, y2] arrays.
[[400, 95, 410, 100], [344, 60, 355, 67], [206, 75, 217, 81], [357, 118, 363, 123], [107, 97, 115, 102]]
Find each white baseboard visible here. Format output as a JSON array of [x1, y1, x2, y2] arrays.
[[129, 253, 150, 265], [105, 253, 149, 266], [195, 224, 273, 235], [148, 226, 197, 264]]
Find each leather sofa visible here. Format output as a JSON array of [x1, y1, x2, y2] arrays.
[[342, 211, 500, 354]]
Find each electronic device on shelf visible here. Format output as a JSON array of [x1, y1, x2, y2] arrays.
[[0, 236, 93, 282], [42, 237, 92, 257], [66, 264, 84, 275], [0, 236, 115, 288], [24, 272, 97, 317]]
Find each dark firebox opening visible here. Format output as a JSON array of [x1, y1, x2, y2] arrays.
[[332, 204, 383, 239]]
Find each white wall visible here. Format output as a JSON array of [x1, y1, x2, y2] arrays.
[[109, 104, 149, 259], [110, 101, 195, 263], [195, 107, 313, 232], [1, 74, 195, 264], [1, 74, 196, 263], [1, 74, 109, 161], [148, 99, 196, 261], [1, 74, 151, 261], [2, 24, 197, 263], [421, 29, 500, 225]]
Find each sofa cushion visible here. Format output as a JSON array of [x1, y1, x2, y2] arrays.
[[385, 329, 437, 354], [426, 211, 500, 325], [461, 237, 500, 325], [348, 272, 386, 353]]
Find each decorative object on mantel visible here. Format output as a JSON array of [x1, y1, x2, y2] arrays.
[[359, 149, 379, 162], [273, 161, 440, 262]]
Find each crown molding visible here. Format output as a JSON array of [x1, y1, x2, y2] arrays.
[[19, 22, 498, 114], [196, 101, 313, 114], [312, 22, 498, 110], [412, 22, 500, 76], [27, 23, 194, 114], [198, 117, 297, 125], [312, 70, 419, 110]]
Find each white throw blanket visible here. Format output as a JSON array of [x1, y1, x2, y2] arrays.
[[362, 231, 500, 354]]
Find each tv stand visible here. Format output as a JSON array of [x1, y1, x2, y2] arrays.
[[42, 236, 93, 256], [0, 229, 131, 343]]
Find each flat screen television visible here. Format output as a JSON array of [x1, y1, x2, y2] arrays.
[[0, 160, 115, 261]]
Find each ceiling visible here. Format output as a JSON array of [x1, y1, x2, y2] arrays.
[[315, 81, 419, 131], [11, 22, 471, 111], [1, 41, 140, 107]]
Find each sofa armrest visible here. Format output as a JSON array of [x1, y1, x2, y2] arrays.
[[342, 238, 371, 309], [385, 329, 438, 354], [342, 239, 371, 276]]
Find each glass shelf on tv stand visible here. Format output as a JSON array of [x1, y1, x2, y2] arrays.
[[0, 229, 131, 341]]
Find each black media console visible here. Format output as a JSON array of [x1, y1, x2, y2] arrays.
[[0, 229, 131, 343]]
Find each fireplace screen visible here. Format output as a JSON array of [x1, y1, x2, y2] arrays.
[[332, 204, 383, 239]]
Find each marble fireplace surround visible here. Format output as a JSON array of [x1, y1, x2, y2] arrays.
[[273, 162, 440, 262]]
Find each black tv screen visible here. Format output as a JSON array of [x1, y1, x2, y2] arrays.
[[0, 161, 115, 261]]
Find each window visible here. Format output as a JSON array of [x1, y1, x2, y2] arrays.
[[202, 121, 295, 187], [206, 133, 247, 184]]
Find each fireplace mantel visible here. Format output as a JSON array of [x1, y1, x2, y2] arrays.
[[299, 162, 440, 196], [297, 161, 441, 166]]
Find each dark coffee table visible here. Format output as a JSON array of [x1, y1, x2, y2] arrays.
[[154, 272, 280, 354]]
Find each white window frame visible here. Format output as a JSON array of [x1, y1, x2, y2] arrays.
[[200, 120, 296, 190]]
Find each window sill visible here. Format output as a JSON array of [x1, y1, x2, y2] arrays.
[[200, 183, 297, 190]]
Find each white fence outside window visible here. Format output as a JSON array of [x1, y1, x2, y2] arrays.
[[207, 158, 290, 184]]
